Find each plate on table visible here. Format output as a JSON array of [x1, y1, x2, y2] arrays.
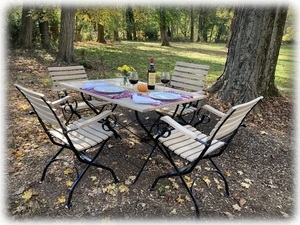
[[148, 92, 181, 100], [94, 86, 125, 94]]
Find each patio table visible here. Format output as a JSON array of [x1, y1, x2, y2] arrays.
[[60, 78, 206, 113], [60, 78, 207, 182]]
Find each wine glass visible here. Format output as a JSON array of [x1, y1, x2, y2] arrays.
[[161, 72, 170, 91], [129, 71, 139, 93]]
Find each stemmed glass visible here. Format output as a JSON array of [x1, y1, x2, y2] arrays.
[[161, 72, 170, 91], [129, 71, 139, 93]]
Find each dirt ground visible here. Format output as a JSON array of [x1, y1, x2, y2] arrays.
[[5, 49, 295, 223]]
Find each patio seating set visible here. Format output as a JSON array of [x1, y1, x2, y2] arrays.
[[15, 63, 263, 218]]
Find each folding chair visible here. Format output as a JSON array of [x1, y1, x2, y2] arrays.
[[135, 96, 263, 218], [15, 84, 120, 208], [155, 61, 210, 124], [48, 66, 109, 117]]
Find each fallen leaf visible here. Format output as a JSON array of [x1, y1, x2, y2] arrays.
[[244, 178, 253, 184], [237, 170, 244, 175], [176, 196, 185, 204], [118, 184, 129, 193], [260, 131, 268, 135], [22, 189, 33, 201], [223, 211, 234, 219], [232, 203, 241, 211], [239, 198, 247, 206], [225, 171, 231, 176], [241, 182, 250, 188], [55, 195, 66, 205], [184, 175, 191, 181], [185, 195, 191, 201], [90, 176, 97, 181], [125, 175, 136, 185], [64, 167, 73, 175], [171, 208, 177, 214], [280, 211, 289, 218], [139, 202, 146, 208], [203, 176, 211, 186], [66, 180, 73, 187]]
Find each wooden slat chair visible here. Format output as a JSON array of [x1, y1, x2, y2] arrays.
[[48, 66, 109, 116], [155, 61, 210, 124], [135, 96, 263, 218], [15, 84, 120, 209]]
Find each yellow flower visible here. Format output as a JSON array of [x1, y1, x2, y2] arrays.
[[117, 65, 135, 76]]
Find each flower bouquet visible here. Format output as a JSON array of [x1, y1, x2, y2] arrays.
[[117, 65, 135, 86]]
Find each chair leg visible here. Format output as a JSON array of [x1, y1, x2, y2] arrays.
[[66, 163, 91, 209], [151, 149, 200, 218], [39, 146, 65, 182], [209, 158, 230, 197], [132, 143, 158, 184], [66, 140, 119, 208], [89, 161, 119, 183]]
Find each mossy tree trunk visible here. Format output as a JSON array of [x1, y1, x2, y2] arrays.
[[208, 6, 288, 108], [56, 6, 76, 63]]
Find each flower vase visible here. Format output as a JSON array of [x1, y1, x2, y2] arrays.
[[123, 75, 129, 86]]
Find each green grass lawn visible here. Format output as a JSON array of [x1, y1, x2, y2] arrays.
[[74, 41, 294, 94]]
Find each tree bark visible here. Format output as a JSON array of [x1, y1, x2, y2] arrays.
[[208, 6, 287, 107], [259, 7, 288, 96], [196, 7, 207, 42], [159, 7, 171, 47], [190, 6, 194, 42], [19, 7, 33, 49], [39, 20, 51, 49], [97, 23, 107, 44], [126, 6, 135, 41], [56, 6, 76, 63]]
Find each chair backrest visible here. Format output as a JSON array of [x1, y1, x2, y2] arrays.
[[48, 66, 88, 92], [15, 84, 63, 129], [170, 61, 210, 92], [208, 96, 263, 142]]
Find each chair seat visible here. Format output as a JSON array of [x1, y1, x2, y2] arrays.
[[157, 125, 225, 162], [155, 105, 197, 117], [76, 100, 108, 111], [50, 118, 113, 151]]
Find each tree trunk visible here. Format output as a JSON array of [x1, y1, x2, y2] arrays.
[[75, 16, 83, 42], [39, 20, 51, 49], [208, 6, 287, 107], [259, 7, 288, 96], [196, 7, 206, 42], [19, 7, 33, 49], [97, 23, 107, 44], [190, 6, 194, 42], [56, 6, 76, 63], [126, 6, 135, 41], [159, 7, 171, 47]]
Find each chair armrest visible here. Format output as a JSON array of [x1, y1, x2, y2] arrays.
[[75, 110, 112, 128], [160, 116, 198, 139], [201, 104, 225, 117], [50, 96, 73, 106]]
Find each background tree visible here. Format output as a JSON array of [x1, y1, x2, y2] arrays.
[[37, 8, 51, 49], [126, 6, 136, 41], [159, 7, 171, 46], [19, 6, 33, 49], [56, 6, 76, 63], [208, 6, 288, 106], [190, 6, 194, 42]]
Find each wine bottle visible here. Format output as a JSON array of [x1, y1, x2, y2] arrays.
[[147, 57, 156, 90]]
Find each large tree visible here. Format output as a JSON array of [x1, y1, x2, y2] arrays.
[[56, 6, 76, 63], [208, 5, 288, 106], [19, 6, 33, 49], [159, 7, 171, 46]]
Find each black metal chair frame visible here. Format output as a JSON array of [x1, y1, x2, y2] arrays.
[[134, 97, 263, 218], [15, 84, 120, 208]]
